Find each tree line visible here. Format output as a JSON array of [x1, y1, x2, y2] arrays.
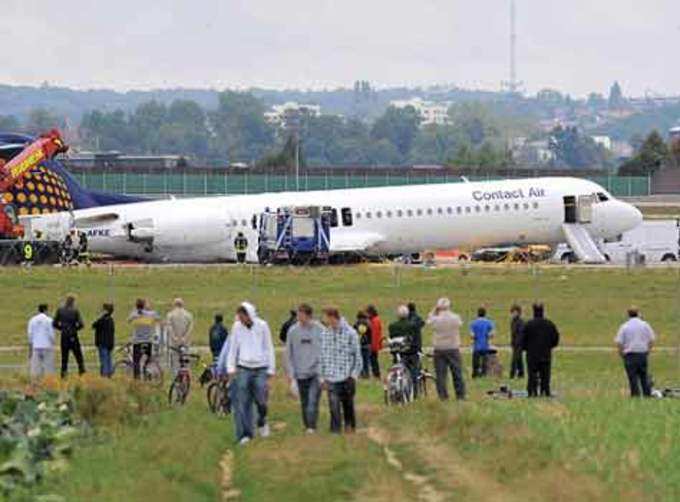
[[0, 90, 673, 173]]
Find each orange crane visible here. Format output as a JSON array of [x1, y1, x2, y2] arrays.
[[0, 130, 68, 239]]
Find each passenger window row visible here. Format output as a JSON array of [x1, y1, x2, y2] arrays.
[[353, 202, 540, 220]]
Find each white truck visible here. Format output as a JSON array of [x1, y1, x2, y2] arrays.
[[553, 219, 679, 265]]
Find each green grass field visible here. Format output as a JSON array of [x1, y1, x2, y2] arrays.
[[2, 264, 680, 348], [10, 350, 680, 502], [4, 265, 680, 501]]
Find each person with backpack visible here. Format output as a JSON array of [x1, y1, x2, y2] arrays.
[[522, 303, 560, 397], [354, 311, 372, 379], [53, 295, 85, 378], [469, 307, 495, 378], [92, 303, 115, 377]]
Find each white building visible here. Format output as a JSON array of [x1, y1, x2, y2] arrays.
[[591, 135, 613, 151], [264, 102, 322, 129], [389, 97, 451, 126]]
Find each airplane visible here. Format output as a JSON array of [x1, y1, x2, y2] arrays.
[[23, 176, 642, 264]]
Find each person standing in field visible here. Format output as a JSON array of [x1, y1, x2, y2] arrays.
[[279, 309, 299, 396], [509, 304, 525, 379], [407, 302, 425, 348], [226, 302, 275, 445], [389, 305, 421, 397], [53, 295, 85, 378], [354, 311, 372, 379], [470, 307, 495, 378], [166, 298, 194, 373], [209, 314, 229, 362], [92, 303, 115, 377], [286, 304, 324, 433], [28, 304, 56, 379], [428, 298, 466, 400], [615, 307, 656, 398], [320, 307, 362, 434], [522, 303, 560, 397], [366, 305, 383, 378], [128, 299, 161, 380]]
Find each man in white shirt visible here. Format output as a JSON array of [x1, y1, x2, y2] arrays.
[[615, 307, 656, 397], [28, 304, 56, 379], [226, 302, 275, 445]]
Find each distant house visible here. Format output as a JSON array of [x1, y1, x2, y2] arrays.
[[512, 139, 555, 166], [389, 97, 451, 127], [591, 135, 612, 151]]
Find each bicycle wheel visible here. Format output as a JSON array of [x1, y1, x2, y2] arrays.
[[207, 382, 219, 413], [168, 376, 188, 406], [144, 361, 164, 388], [113, 360, 133, 379]]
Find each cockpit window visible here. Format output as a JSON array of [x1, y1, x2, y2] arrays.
[[596, 192, 609, 202]]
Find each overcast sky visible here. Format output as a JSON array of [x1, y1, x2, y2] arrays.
[[2, 0, 679, 97]]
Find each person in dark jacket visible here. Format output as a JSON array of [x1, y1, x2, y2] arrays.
[[354, 311, 372, 379], [407, 302, 425, 352], [92, 303, 115, 377], [53, 295, 85, 378], [279, 310, 297, 344], [388, 305, 421, 397], [209, 314, 229, 361], [509, 304, 525, 379], [522, 303, 559, 397]]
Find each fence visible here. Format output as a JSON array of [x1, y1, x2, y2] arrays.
[[70, 171, 651, 198]]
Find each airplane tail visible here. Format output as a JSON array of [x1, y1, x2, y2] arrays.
[[0, 132, 146, 214]]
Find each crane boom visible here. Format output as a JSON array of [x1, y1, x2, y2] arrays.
[[0, 130, 68, 192]]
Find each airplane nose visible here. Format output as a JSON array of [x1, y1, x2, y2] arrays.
[[623, 202, 643, 230]]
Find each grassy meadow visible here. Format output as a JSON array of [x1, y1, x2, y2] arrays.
[[2, 264, 680, 350], [8, 350, 680, 501], [3, 264, 680, 501]]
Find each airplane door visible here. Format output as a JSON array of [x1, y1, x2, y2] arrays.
[[577, 195, 595, 224]]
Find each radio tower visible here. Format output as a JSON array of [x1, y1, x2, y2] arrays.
[[503, 0, 523, 94]]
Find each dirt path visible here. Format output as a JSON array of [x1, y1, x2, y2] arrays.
[[219, 450, 240, 501], [364, 427, 446, 502]]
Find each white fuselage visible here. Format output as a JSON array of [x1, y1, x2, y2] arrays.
[[25, 177, 643, 263]]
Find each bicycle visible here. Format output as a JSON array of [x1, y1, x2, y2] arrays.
[[206, 375, 232, 416], [384, 337, 414, 406], [113, 342, 164, 387], [168, 345, 200, 406], [414, 352, 437, 397]]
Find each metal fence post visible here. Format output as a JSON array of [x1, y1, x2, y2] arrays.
[[123, 172, 127, 194], [628, 176, 632, 197], [183, 172, 186, 196], [245, 172, 249, 194]]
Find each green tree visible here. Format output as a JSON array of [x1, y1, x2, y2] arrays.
[[370, 106, 421, 158], [25, 108, 62, 135], [619, 130, 669, 175], [79, 109, 135, 151], [130, 101, 168, 154], [211, 91, 274, 164], [608, 81, 625, 109], [549, 126, 608, 169]]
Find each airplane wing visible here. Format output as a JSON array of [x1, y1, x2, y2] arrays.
[[330, 231, 386, 253]]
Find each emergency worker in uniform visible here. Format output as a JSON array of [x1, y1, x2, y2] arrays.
[[234, 232, 248, 264]]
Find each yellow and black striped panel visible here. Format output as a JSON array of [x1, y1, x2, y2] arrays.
[[3, 164, 74, 216]]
